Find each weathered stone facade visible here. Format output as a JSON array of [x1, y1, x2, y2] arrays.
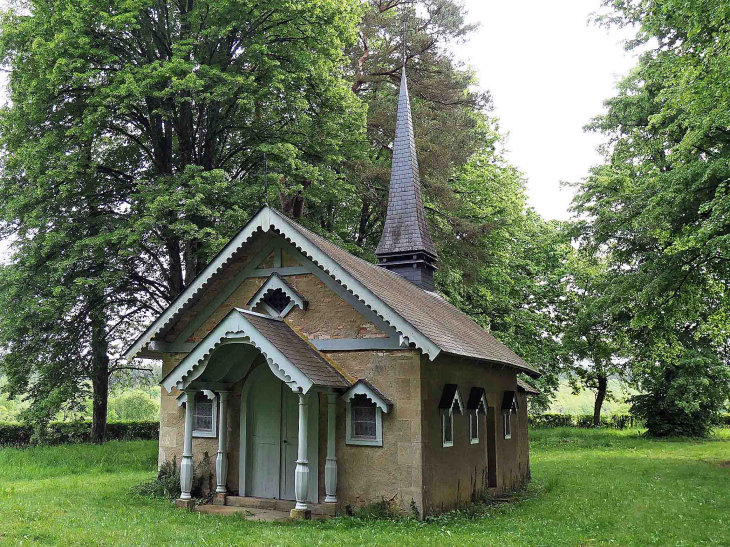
[[157, 250, 532, 515]]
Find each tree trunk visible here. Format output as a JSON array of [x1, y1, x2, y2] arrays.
[[593, 375, 608, 427], [90, 311, 110, 444], [279, 180, 311, 218]]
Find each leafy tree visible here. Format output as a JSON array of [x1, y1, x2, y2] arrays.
[[0, 0, 363, 440], [437, 137, 573, 409], [560, 251, 630, 426], [573, 0, 730, 435], [307, 0, 491, 249], [108, 389, 160, 421]]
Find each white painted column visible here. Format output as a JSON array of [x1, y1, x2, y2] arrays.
[[180, 390, 196, 500], [294, 391, 309, 511], [325, 393, 337, 503], [215, 391, 230, 494]]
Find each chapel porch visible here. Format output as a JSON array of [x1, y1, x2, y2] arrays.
[[161, 308, 352, 519]]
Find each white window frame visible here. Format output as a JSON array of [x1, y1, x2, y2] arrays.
[[342, 380, 390, 447], [439, 384, 464, 448], [442, 409, 454, 447], [178, 390, 218, 438], [470, 411, 480, 444], [503, 410, 512, 440], [346, 396, 383, 446]]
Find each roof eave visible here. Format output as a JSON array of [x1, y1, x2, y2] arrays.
[[441, 350, 541, 379]]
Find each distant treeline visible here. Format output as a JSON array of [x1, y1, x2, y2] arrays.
[[529, 414, 643, 430], [530, 414, 730, 430], [0, 421, 159, 447]]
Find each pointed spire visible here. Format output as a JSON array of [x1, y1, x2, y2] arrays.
[[376, 66, 438, 291]]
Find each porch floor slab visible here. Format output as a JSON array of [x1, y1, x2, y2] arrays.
[[225, 495, 336, 516], [195, 505, 291, 522]]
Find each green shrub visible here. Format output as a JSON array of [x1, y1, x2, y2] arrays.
[[629, 353, 730, 438], [133, 453, 213, 501], [528, 414, 574, 428], [529, 413, 641, 430], [132, 455, 182, 499], [108, 390, 159, 421], [0, 420, 159, 446]]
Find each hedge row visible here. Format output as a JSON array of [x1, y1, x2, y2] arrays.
[[529, 413, 730, 430], [0, 420, 159, 447], [528, 413, 642, 430]]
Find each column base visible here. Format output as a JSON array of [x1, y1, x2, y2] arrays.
[[290, 508, 312, 520], [175, 498, 196, 511], [213, 493, 227, 506]]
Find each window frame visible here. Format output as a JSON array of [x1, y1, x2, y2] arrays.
[[503, 410, 512, 440], [469, 411, 480, 444], [466, 387, 487, 445], [192, 391, 218, 438], [346, 394, 383, 447], [440, 409, 454, 447]]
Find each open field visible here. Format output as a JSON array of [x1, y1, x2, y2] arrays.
[[1, 428, 729, 546]]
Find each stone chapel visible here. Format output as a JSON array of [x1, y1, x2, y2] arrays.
[[124, 66, 541, 518]]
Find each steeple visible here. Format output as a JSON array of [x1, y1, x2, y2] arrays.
[[376, 66, 438, 291]]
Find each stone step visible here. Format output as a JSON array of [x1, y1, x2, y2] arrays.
[[225, 496, 335, 516], [197, 505, 291, 522]]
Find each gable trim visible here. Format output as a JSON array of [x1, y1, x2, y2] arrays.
[[466, 387, 488, 414], [248, 272, 309, 315], [342, 379, 392, 413], [501, 391, 519, 412], [124, 207, 440, 361], [124, 208, 274, 360], [161, 309, 318, 394], [438, 384, 464, 415]]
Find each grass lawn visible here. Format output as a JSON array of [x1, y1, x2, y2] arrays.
[[1, 428, 729, 546]]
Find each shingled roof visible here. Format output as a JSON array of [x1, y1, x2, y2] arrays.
[[375, 68, 437, 259], [160, 308, 351, 394], [273, 210, 540, 378], [239, 310, 350, 388], [126, 207, 540, 379]]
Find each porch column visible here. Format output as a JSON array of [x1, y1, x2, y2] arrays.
[[325, 393, 337, 503], [294, 391, 309, 511], [180, 390, 196, 500], [215, 391, 230, 494]]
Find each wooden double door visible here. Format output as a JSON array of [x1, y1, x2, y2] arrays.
[[248, 371, 299, 500]]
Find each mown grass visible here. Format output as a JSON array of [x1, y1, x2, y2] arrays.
[[0, 428, 729, 546]]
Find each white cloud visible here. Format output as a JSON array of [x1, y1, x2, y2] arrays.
[[455, 0, 639, 220]]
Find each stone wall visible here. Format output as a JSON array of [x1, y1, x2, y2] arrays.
[[320, 349, 423, 515], [419, 354, 530, 514], [154, 235, 532, 513], [157, 258, 396, 499]]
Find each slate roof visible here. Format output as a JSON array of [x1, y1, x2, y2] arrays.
[[237, 309, 351, 389], [375, 68, 437, 259], [273, 209, 540, 378], [517, 378, 541, 395]]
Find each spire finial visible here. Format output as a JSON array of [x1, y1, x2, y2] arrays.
[[402, 16, 407, 70], [376, 8, 438, 291]]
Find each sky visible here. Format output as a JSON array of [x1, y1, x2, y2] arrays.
[[455, 0, 640, 220]]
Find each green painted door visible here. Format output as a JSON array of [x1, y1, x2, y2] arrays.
[[280, 387, 299, 500], [249, 370, 282, 498]]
